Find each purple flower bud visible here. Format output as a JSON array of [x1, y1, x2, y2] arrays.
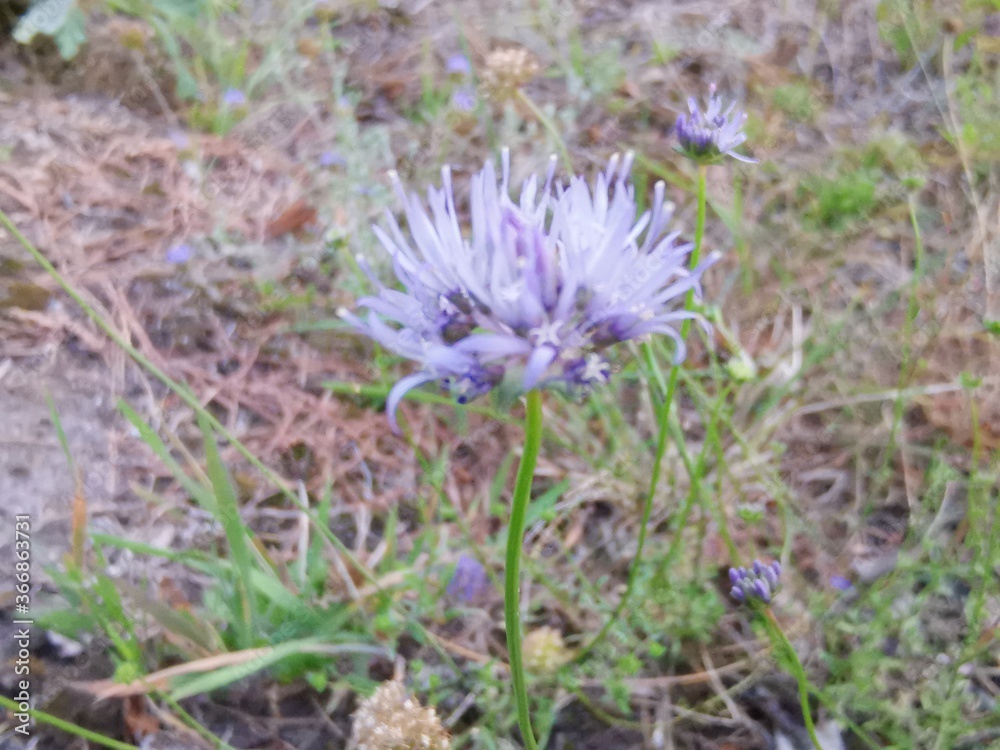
[[451, 86, 477, 112], [764, 564, 780, 586], [674, 83, 756, 165], [446, 53, 471, 75], [447, 554, 490, 602], [168, 129, 190, 149], [752, 579, 772, 603], [166, 242, 192, 264], [222, 88, 247, 107], [319, 150, 346, 168], [729, 559, 782, 606], [830, 575, 853, 591]]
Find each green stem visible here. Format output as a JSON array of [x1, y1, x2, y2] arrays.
[[516, 89, 573, 173], [0, 696, 138, 750], [506, 389, 543, 750], [578, 165, 708, 660], [762, 611, 823, 750]]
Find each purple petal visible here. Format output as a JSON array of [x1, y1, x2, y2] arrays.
[[386, 372, 436, 432], [522, 345, 557, 389]]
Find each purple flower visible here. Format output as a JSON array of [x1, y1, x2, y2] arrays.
[[830, 574, 853, 591], [446, 53, 471, 75], [168, 129, 190, 149], [446, 554, 490, 602], [450, 86, 477, 112], [319, 150, 346, 168], [729, 560, 782, 605], [166, 242, 192, 264], [343, 151, 714, 430], [675, 84, 756, 165], [222, 88, 247, 108]]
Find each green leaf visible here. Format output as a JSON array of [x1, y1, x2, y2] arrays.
[[54, 7, 87, 59], [198, 412, 257, 644]]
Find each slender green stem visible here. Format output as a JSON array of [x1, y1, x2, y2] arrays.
[[506, 389, 543, 750], [0, 696, 138, 750], [516, 89, 573, 173], [762, 611, 823, 750], [578, 165, 709, 660]]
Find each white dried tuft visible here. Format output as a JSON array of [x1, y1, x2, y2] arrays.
[[351, 680, 451, 750]]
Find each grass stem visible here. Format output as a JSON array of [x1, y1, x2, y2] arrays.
[[578, 164, 708, 659]]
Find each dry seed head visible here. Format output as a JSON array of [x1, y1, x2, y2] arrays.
[[351, 680, 450, 750], [522, 626, 573, 674], [482, 47, 539, 97]]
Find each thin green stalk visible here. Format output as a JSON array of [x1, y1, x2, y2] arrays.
[[516, 89, 573, 173], [761, 611, 823, 750], [505, 389, 543, 750], [0, 696, 137, 750], [578, 164, 709, 660]]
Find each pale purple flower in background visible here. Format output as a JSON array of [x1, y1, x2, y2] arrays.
[[166, 242, 192, 264], [222, 88, 247, 108], [830, 574, 853, 591], [675, 83, 756, 164], [343, 150, 715, 429], [450, 86, 477, 112], [319, 150, 346, 168], [446, 554, 490, 602], [446, 53, 471, 75], [729, 560, 782, 604], [168, 129, 190, 149]]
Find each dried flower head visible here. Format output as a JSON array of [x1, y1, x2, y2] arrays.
[[344, 151, 713, 430], [729, 560, 782, 605], [674, 83, 756, 165], [481, 47, 539, 97], [522, 626, 573, 674], [351, 680, 450, 750]]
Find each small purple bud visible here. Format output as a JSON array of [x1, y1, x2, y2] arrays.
[[764, 564, 780, 585], [752, 579, 771, 603], [168, 129, 190, 149], [730, 586, 745, 603], [447, 554, 490, 602], [446, 53, 471, 75], [166, 242, 192, 264], [830, 575, 853, 591], [728, 568, 742, 586], [319, 150, 346, 168], [222, 88, 246, 107], [451, 86, 477, 112], [753, 560, 765, 576], [771, 561, 782, 577]]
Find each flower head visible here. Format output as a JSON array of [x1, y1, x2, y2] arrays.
[[523, 626, 573, 674], [729, 560, 782, 604], [351, 680, 450, 750], [450, 86, 477, 112], [221, 88, 247, 108], [675, 84, 756, 165], [446, 554, 490, 602], [445, 53, 471, 76], [345, 151, 715, 430], [481, 47, 539, 98]]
